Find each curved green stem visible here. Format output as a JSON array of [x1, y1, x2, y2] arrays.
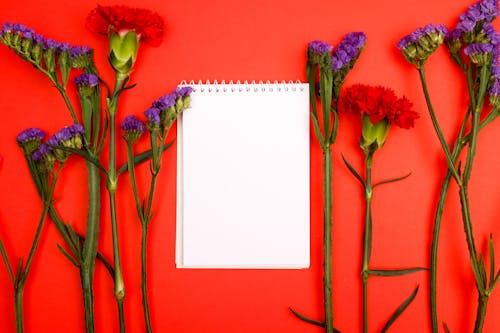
[[323, 146, 334, 333], [418, 67, 461, 184], [362, 151, 373, 333]]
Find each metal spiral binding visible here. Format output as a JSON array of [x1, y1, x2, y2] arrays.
[[178, 80, 305, 93]]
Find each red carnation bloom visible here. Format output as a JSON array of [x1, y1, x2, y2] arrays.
[[339, 84, 418, 129], [86, 5, 165, 46]]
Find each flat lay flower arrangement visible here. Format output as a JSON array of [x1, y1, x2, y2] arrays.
[[0, 0, 500, 332]]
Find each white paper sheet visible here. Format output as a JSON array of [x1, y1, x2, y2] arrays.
[[176, 82, 310, 268]]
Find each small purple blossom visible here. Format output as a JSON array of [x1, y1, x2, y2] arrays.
[[68, 124, 84, 136], [398, 24, 448, 50], [483, 23, 500, 46], [74, 73, 99, 87], [16, 128, 46, 145], [44, 38, 61, 50], [490, 80, 500, 95], [32, 143, 53, 162], [144, 107, 161, 125], [446, 28, 465, 42], [331, 32, 366, 71], [152, 93, 177, 109], [308, 40, 333, 56], [33, 33, 45, 45], [464, 42, 495, 55], [70, 45, 91, 59], [176, 86, 193, 97], [456, 0, 499, 33], [1, 22, 13, 33], [121, 115, 146, 133], [58, 42, 71, 52]]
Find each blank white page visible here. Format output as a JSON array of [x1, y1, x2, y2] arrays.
[[176, 82, 310, 268]]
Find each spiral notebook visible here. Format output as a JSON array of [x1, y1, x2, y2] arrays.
[[176, 81, 310, 268]]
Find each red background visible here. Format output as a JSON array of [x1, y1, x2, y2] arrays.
[[1, 0, 500, 332]]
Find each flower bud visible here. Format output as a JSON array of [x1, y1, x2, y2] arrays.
[[360, 115, 390, 153], [16, 128, 46, 155], [121, 115, 146, 143], [108, 30, 139, 80]]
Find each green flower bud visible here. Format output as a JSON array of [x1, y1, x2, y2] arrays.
[[360, 115, 390, 153], [43, 48, 56, 74], [31, 43, 43, 64], [108, 30, 140, 80]]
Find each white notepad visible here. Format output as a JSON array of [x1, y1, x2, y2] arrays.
[[176, 81, 310, 268]]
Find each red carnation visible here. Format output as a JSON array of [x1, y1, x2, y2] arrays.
[[339, 84, 419, 129], [86, 5, 165, 46]]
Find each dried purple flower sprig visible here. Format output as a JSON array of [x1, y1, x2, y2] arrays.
[[397, 24, 448, 67], [145, 86, 193, 135], [31, 124, 85, 170]]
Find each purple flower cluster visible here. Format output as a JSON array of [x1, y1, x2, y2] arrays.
[[0, 22, 91, 58], [47, 124, 84, 146], [16, 128, 46, 145], [144, 107, 161, 125], [121, 115, 146, 143], [74, 73, 99, 87], [456, 0, 498, 34], [331, 32, 367, 71], [465, 42, 496, 55], [32, 143, 53, 163], [397, 24, 448, 50], [307, 40, 333, 56], [152, 93, 177, 110], [176, 86, 193, 97], [121, 115, 146, 134]]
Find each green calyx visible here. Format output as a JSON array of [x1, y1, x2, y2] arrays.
[[108, 30, 140, 79], [360, 114, 390, 153]]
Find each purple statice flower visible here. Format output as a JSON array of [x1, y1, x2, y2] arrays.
[[456, 0, 499, 33], [121, 115, 146, 143], [32, 143, 53, 162], [33, 33, 45, 45], [331, 32, 366, 71], [12, 23, 33, 34], [489, 77, 500, 107], [176, 86, 193, 97], [16, 128, 46, 145], [74, 73, 99, 87], [308, 40, 333, 56], [70, 45, 91, 59], [121, 115, 146, 134], [1, 22, 13, 33], [144, 107, 161, 126], [68, 123, 84, 136], [44, 38, 61, 50], [464, 42, 495, 55], [58, 42, 71, 52], [446, 28, 465, 42], [152, 93, 177, 110], [398, 24, 448, 50], [483, 23, 500, 46]]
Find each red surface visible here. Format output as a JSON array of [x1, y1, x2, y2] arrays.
[[0, 0, 499, 332]]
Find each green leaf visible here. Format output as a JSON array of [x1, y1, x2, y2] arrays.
[[306, 62, 318, 117], [373, 172, 412, 189], [443, 322, 451, 333], [380, 285, 419, 333], [311, 112, 325, 149], [489, 234, 495, 286], [117, 141, 174, 175], [65, 224, 82, 258], [0, 239, 15, 284], [289, 307, 325, 328], [330, 110, 339, 144], [96, 115, 109, 154], [49, 145, 107, 174], [479, 255, 488, 288], [369, 267, 428, 277], [341, 154, 364, 186], [57, 244, 80, 267]]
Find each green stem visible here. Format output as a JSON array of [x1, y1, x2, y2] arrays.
[[418, 67, 461, 184], [323, 146, 334, 333], [142, 222, 152, 333], [80, 160, 101, 333], [429, 108, 471, 333], [474, 295, 489, 333], [14, 167, 61, 333], [107, 77, 126, 332], [362, 151, 373, 333], [126, 143, 145, 222]]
